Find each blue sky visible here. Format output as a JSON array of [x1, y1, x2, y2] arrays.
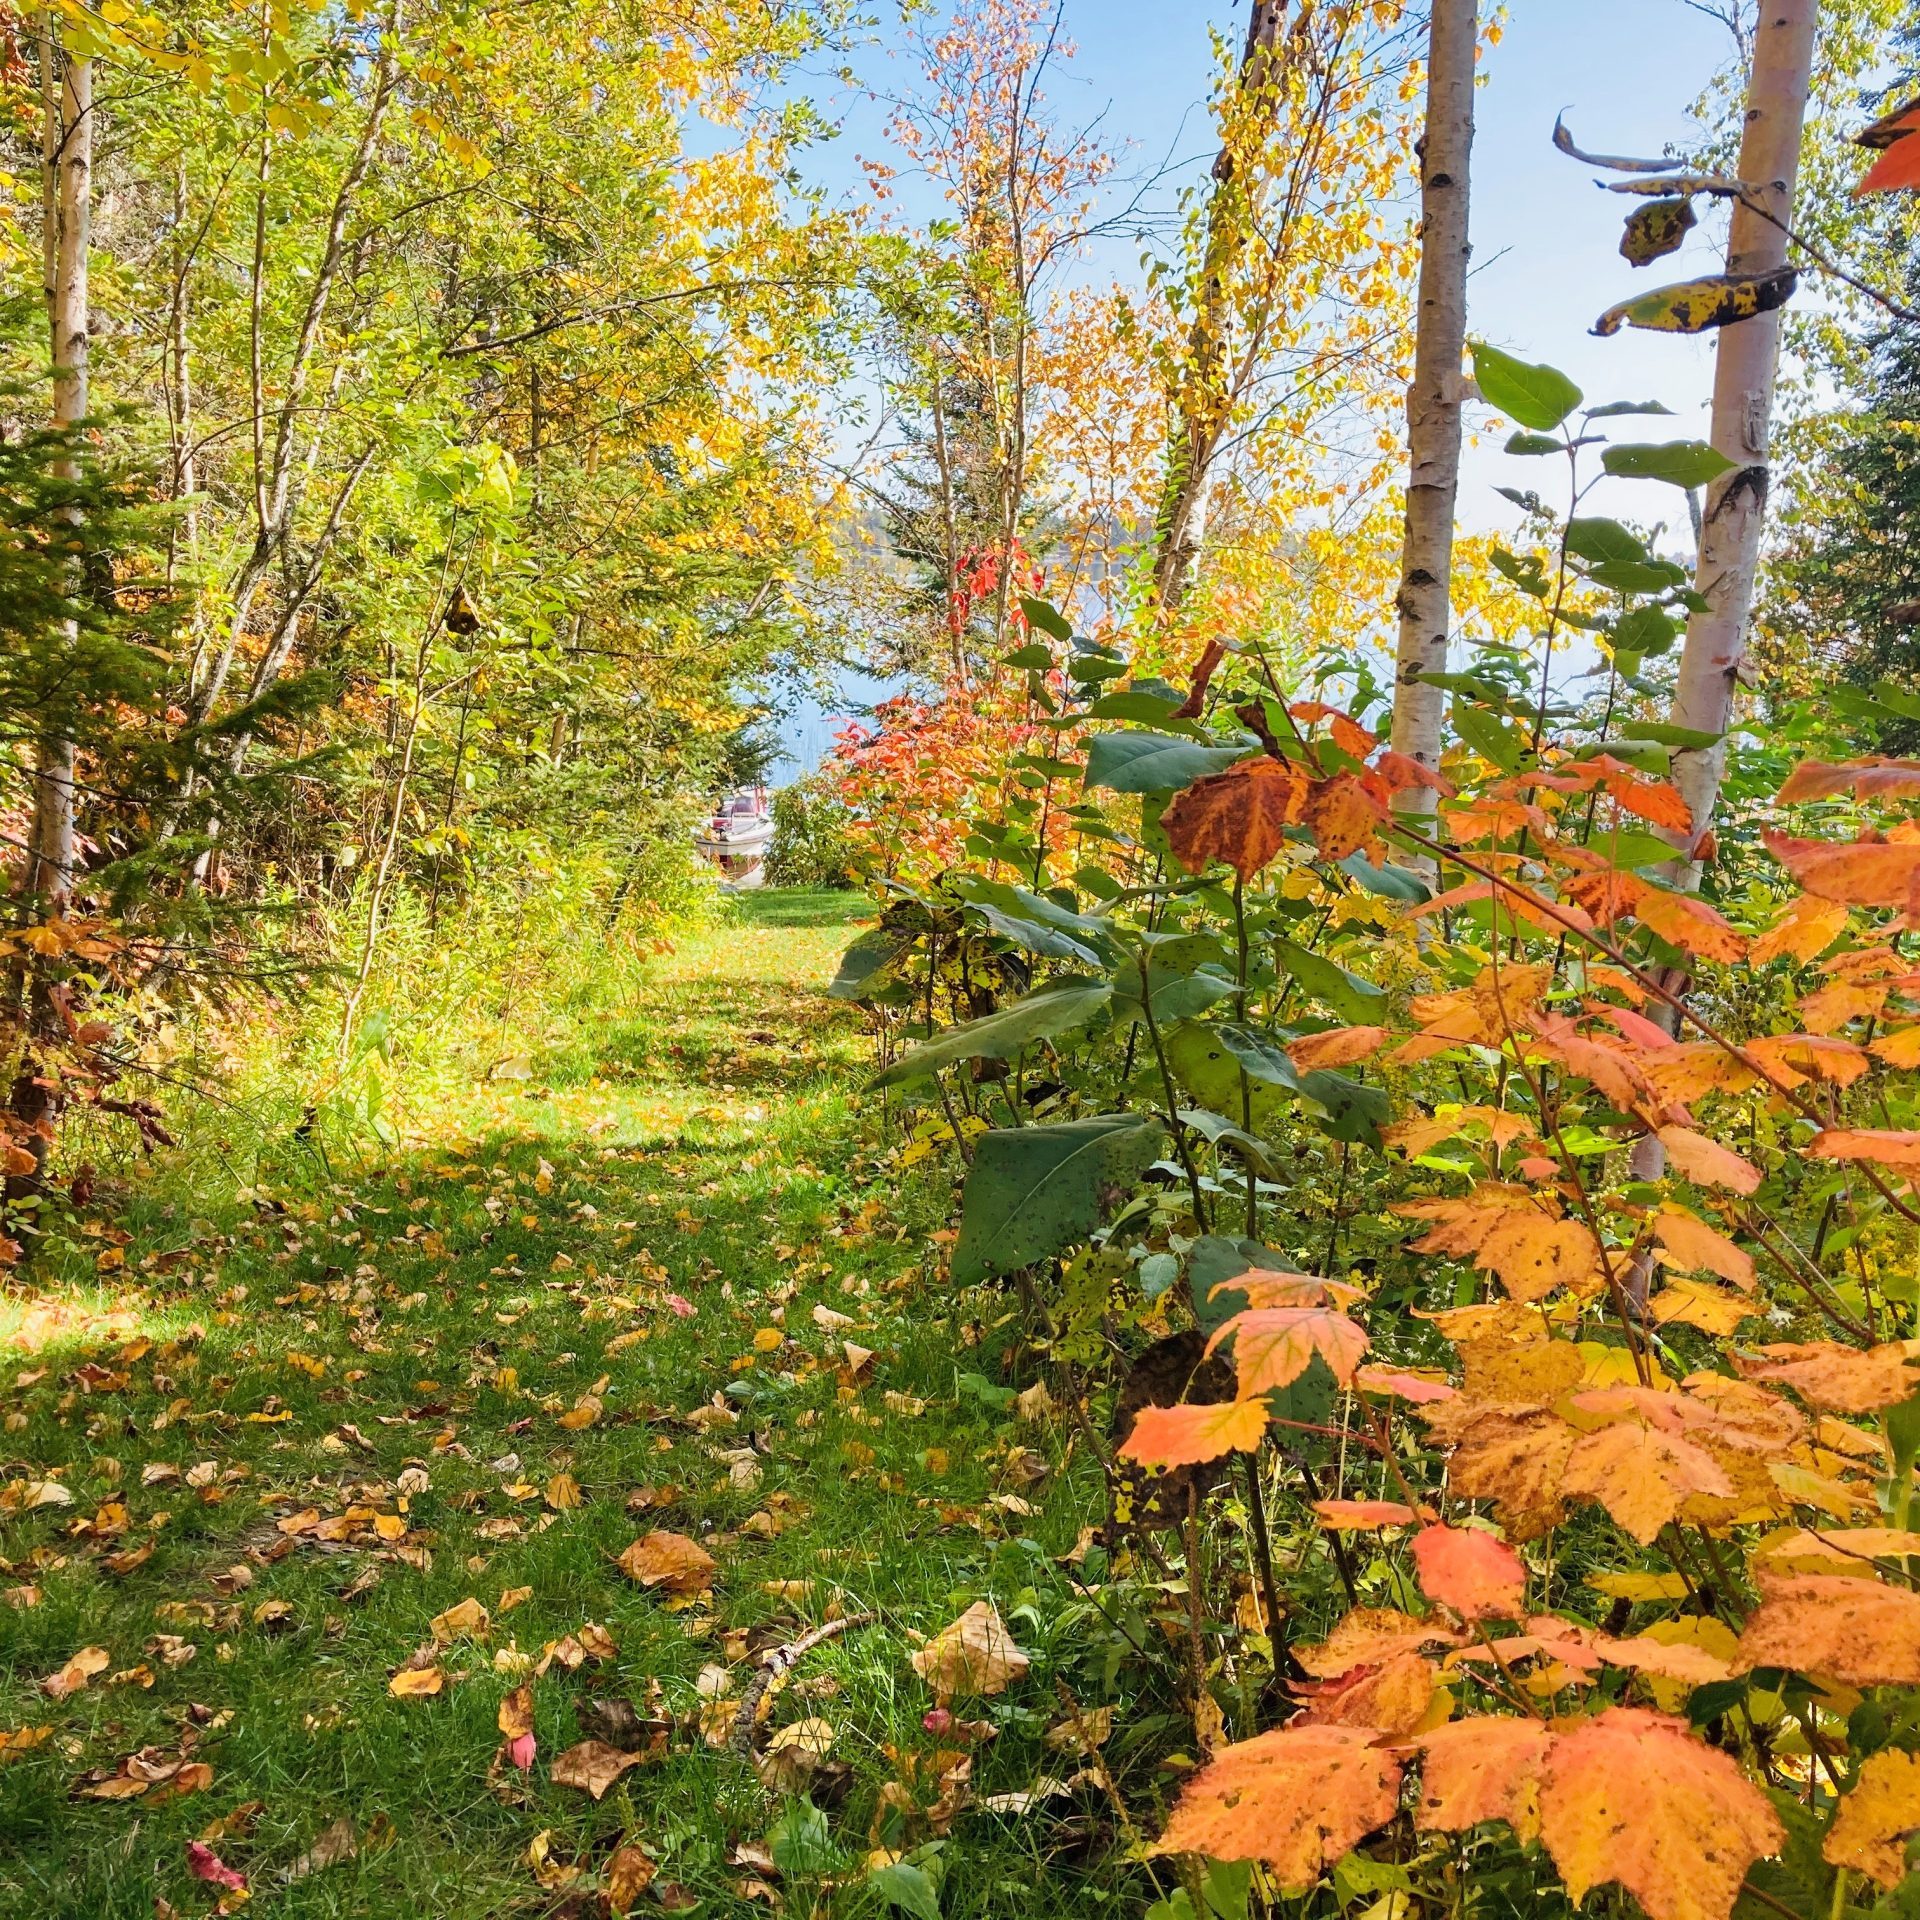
[[771, 0, 1749, 772]]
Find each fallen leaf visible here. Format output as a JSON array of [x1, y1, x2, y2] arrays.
[[42, 1646, 110, 1700], [551, 1738, 642, 1801], [389, 1663, 445, 1699], [430, 1597, 490, 1644], [499, 1684, 536, 1770], [617, 1530, 716, 1595], [186, 1841, 247, 1892], [284, 1815, 357, 1883], [606, 1843, 658, 1914], [910, 1601, 1030, 1702]]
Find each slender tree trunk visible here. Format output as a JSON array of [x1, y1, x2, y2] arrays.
[[1626, 0, 1818, 1210], [1664, 0, 1818, 873], [1151, 0, 1288, 616], [167, 164, 198, 585], [9, 17, 91, 1213], [31, 19, 88, 912], [1386, 0, 1475, 853]]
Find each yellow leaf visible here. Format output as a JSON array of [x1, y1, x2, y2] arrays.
[[389, 1663, 444, 1699]]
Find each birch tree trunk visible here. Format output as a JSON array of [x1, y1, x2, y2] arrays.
[[31, 17, 90, 914], [9, 17, 91, 1212], [1386, 0, 1474, 848], [1151, 0, 1287, 616], [1664, 0, 1818, 876], [1624, 0, 1818, 1211]]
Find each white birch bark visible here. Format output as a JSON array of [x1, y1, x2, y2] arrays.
[[1386, 0, 1475, 850]]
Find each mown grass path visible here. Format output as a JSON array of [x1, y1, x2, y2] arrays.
[[0, 892, 1120, 1920]]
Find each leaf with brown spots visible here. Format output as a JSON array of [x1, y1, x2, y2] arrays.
[[552, 1739, 643, 1801], [1153, 1725, 1403, 1890], [1412, 1716, 1553, 1841], [1822, 1748, 1920, 1889], [1301, 773, 1388, 860], [1292, 1651, 1437, 1737], [1735, 1340, 1920, 1414], [1733, 1575, 1920, 1687], [1537, 1708, 1784, 1920], [617, 1530, 717, 1595], [1163, 758, 1307, 879]]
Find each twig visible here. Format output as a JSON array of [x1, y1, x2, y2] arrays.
[[726, 1610, 876, 1759]]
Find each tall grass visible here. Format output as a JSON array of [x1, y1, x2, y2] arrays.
[[65, 830, 728, 1205]]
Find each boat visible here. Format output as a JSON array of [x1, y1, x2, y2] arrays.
[[696, 785, 774, 889]]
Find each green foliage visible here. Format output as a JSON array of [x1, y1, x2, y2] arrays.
[[767, 774, 858, 889]]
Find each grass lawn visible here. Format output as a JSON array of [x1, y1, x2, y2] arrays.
[[0, 891, 1158, 1920]]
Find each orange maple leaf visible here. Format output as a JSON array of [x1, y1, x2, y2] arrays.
[[1822, 1749, 1920, 1888], [1301, 772, 1387, 860], [1654, 1126, 1761, 1195], [1411, 1715, 1553, 1841], [1117, 1396, 1269, 1468], [1163, 758, 1305, 879], [1764, 828, 1920, 910], [1651, 1206, 1754, 1290], [1207, 1305, 1369, 1396], [1311, 1498, 1426, 1530], [1291, 1650, 1437, 1737], [1808, 1127, 1920, 1170], [1154, 1724, 1402, 1889], [1538, 1708, 1785, 1920], [1286, 1025, 1388, 1072], [1410, 1524, 1527, 1622], [1297, 1607, 1465, 1677], [1735, 1339, 1920, 1413], [1779, 757, 1920, 802], [1751, 893, 1850, 965], [1561, 1422, 1733, 1544], [1735, 1574, 1920, 1686]]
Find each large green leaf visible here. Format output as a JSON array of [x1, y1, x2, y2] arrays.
[[872, 977, 1112, 1089], [1601, 440, 1735, 489], [963, 880, 1120, 968], [1114, 934, 1238, 1024], [1165, 1022, 1296, 1131], [1083, 730, 1252, 794], [830, 928, 911, 1001], [1612, 603, 1678, 658], [1274, 938, 1388, 1025], [1177, 1107, 1278, 1176], [1564, 517, 1650, 566], [952, 1113, 1164, 1284], [1188, 1236, 1307, 1334], [1214, 1022, 1302, 1091], [1339, 851, 1432, 903], [1471, 341, 1583, 431], [1019, 596, 1073, 643], [1298, 1069, 1390, 1147]]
